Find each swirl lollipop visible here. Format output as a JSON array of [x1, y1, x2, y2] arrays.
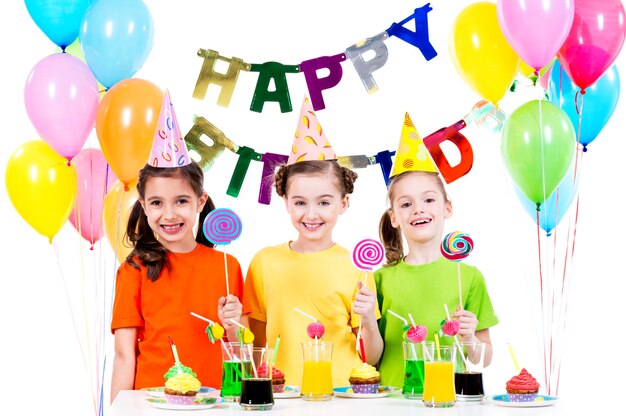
[[203, 208, 243, 295], [441, 231, 473, 309]]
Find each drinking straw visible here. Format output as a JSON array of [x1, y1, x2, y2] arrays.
[[443, 304, 471, 368], [272, 335, 281, 366], [434, 333, 441, 360], [508, 343, 520, 373], [190, 311, 233, 361], [293, 307, 317, 322], [386, 309, 408, 326], [229, 320, 258, 378], [408, 312, 432, 361]]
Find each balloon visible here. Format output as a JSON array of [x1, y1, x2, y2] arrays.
[[69, 148, 118, 247], [25, 0, 93, 48], [548, 60, 620, 151], [80, 0, 154, 88], [60, 38, 107, 99], [501, 100, 576, 206], [95, 78, 163, 186], [557, 0, 626, 91], [103, 180, 138, 263], [514, 164, 579, 236], [497, 0, 574, 73], [24, 53, 100, 160], [449, 2, 520, 104], [5, 140, 77, 242]]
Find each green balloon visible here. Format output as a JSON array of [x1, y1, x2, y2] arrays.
[[501, 100, 575, 207]]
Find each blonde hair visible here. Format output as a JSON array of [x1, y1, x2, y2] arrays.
[[378, 171, 449, 266]]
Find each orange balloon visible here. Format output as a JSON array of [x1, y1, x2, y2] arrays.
[[96, 78, 163, 185], [103, 180, 139, 263]]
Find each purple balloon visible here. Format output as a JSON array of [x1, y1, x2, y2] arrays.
[[24, 53, 100, 160]]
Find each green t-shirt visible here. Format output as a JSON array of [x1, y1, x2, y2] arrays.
[[374, 257, 499, 388]]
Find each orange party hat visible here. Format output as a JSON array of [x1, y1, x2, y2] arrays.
[[287, 96, 336, 165], [148, 89, 191, 168]]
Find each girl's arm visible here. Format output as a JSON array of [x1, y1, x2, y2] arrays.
[[110, 327, 138, 403], [474, 329, 493, 367], [248, 317, 267, 348], [352, 283, 384, 365], [218, 294, 243, 341], [452, 307, 494, 367]]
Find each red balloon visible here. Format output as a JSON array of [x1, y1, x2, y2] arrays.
[[557, 0, 626, 91]]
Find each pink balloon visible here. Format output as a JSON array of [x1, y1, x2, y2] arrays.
[[24, 53, 100, 160], [557, 0, 626, 91], [69, 148, 118, 248], [497, 0, 574, 73]]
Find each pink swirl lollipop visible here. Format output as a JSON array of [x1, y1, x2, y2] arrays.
[[203, 208, 242, 245], [352, 238, 385, 271], [441, 231, 473, 262], [406, 324, 427, 343]]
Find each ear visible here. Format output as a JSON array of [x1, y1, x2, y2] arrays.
[[389, 208, 400, 228], [139, 198, 147, 212], [339, 195, 349, 215], [444, 200, 453, 219], [283, 196, 291, 213], [197, 192, 208, 212]]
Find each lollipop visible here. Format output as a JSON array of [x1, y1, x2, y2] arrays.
[[441, 231, 473, 308], [203, 208, 243, 295], [352, 239, 385, 271]]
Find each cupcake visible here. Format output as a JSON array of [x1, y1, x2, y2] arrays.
[[506, 368, 539, 402], [257, 363, 286, 393], [348, 363, 381, 394], [163, 363, 201, 405]]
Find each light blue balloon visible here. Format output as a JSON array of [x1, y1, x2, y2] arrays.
[[79, 0, 154, 88], [514, 165, 579, 237], [25, 0, 94, 48], [548, 60, 620, 151]]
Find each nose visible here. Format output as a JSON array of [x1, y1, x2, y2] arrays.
[[305, 204, 319, 219], [163, 204, 177, 220]]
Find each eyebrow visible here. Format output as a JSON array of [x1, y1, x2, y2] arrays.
[[289, 194, 336, 200], [146, 194, 192, 202], [396, 190, 439, 199]]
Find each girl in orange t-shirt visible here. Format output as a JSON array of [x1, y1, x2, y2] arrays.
[[110, 161, 244, 401]]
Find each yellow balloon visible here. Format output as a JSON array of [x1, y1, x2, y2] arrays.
[[5, 140, 77, 242], [103, 180, 138, 263], [449, 2, 520, 103]]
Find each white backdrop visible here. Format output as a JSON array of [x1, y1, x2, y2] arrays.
[[1, 1, 624, 414]]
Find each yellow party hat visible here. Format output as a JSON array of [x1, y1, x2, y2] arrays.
[[389, 113, 437, 177]]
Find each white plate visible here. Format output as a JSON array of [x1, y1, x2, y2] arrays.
[[484, 394, 558, 407], [141, 386, 216, 398], [146, 397, 222, 410], [274, 385, 301, 399], [333, 386, 397, 398]]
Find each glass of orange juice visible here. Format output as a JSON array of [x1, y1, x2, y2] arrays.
[[300, 341, 333, 401], [422, 345, 456, 407]]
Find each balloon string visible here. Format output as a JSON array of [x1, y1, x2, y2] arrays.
[[539, 100, 547, 208], [535, 209, 547, 393]]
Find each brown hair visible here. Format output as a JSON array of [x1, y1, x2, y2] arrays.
[[125, 161, 215, 281], [274, 160, 357, 198], [379, 171, 449, 266]]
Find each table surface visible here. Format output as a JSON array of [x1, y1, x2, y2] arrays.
[[110, 390, 589, 415]]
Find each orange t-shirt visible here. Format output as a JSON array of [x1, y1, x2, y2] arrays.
[[111, 243, 244, 390]]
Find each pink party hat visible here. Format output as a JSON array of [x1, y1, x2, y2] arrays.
[[287, 97, 336, 165], [148, 89, 191, 168]]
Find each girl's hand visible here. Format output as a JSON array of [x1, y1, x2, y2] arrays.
[[353, 282, 377, 328], [452, 305, 478, 342], [218, 294, 242, 333]]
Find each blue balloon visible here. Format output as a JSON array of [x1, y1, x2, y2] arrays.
[[79, 0, 154, 88], [25, 0, 94, 48], [514, 165, 579, 237], [548, 59, 620, 151]]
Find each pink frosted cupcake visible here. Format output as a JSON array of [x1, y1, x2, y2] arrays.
[[348, 363, 381, 394], [506, 368, 539, 402], [258, 363, 286, 393]]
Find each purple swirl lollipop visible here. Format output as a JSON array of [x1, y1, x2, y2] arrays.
[[203, 208, 242, 245]]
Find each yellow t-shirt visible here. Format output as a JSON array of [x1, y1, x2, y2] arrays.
[[243, 242, 380, 387]]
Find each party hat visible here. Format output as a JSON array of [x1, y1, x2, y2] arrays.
[[287, 96, 336, 165], [148, 89, 191, 168], [389, 113, 437, 177]]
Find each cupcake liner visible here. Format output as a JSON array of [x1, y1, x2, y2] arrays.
[[507, 392, 538, 402], [272, 383, 285, 393], [165, 393, 197, 405], [351, 383, 380, 394]]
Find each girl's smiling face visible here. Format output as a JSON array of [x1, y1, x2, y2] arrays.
[[284, 172, 349, 252], [389, 172, 452, 245]]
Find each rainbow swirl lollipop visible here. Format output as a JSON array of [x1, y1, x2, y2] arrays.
[[352, 238, 385, 271], [203, 208, 242, 245], [441, 231, 473, 262]]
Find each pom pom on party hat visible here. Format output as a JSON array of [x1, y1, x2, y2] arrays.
[[389, 113, 437, 178], [148, 89, 191, 168], [287, 96, 336, 165]]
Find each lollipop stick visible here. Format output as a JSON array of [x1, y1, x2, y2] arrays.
[[293, 307, 317, 322], [223, 247, 230, 296], [457, 263, 463, 309]]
